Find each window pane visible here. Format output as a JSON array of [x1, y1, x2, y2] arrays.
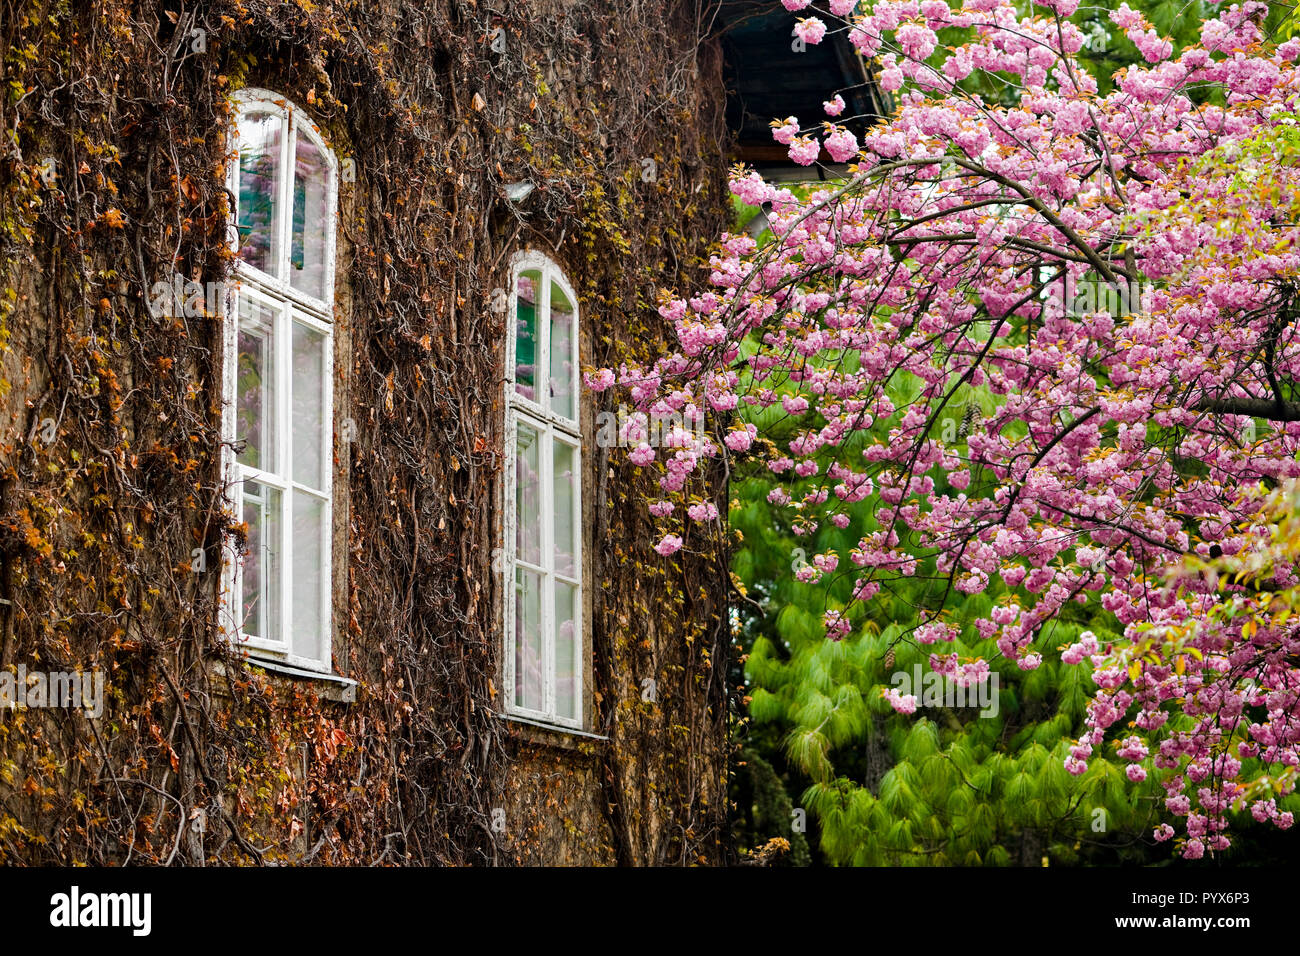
[[236, 110, 283, 277], [553, 438, 577, 578], [292, 321, 326, 489], [289, 128, 331, 300], [514, 269, 541, 402], [241, 482, 281, 644], [549, 281, 575, 419], [237, 298, 276, 472], [555, 581, 577, 720], [515, 421, 541, 565], [291, 492, 326, 664], [514, 568, 542, 711]]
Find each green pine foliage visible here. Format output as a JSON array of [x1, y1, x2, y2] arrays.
[[730, 397, 1166, 865]]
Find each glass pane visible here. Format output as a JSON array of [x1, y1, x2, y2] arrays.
[[514, 568, 542, 711], [515, 421, 541, 565], [553, 439, 577, 577], [555, 582, 577, 720], [292, 321, 326, 489], [289, 128, 331, 300], [237, 298, 276, 472], [549, 281, 575, 419], [514, 269, 541, 402], [236, 110, 283, 276], [291, 492, 326, 664], [241, 482, 281, 644]]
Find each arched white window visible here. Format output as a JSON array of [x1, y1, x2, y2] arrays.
[[221, 89, 338, 673], [504, 252, 583, 728]]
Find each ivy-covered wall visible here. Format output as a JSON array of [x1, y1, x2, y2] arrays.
[[0, 0, 731, 865]]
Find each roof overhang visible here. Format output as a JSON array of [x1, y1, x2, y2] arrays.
[[713, 0, 889, 176]]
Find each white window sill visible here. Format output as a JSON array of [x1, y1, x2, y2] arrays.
[[236, 656, 357, 703], [497, 711, 608, 742]]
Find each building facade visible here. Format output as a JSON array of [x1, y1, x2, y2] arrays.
[[0, 0, 738, 865]]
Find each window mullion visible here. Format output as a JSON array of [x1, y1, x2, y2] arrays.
[[503, 407, 516, 711], [573, 436, 583, 727], [224, 285, 240, 645], [324, 143, 338, 319], [260, 482, 273, 645], [278, 299, 293, 653], [232, 476, 246, 639], [506, 283, 516, 399], [539, 266, 550, 418], [319, 312, 334, 497], [320, 322, 334, 660], [278, 109, 294, 285], [541, 425, 554, 718], [566, 275, 579, 433]]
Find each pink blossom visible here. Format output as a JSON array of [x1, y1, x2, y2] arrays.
[[687, 502, 719, 522], [725, 425, 757, 452], [824, 609, 851, 640], [629, 443, 656, 467], [823, 126, 859, 162], [788, 136, 821, 166], [895, 23, 937, 61], [884, 688, 919, 714], [654, 534, 683, 557], [794, 17, 827, 46], [1041, 0, 1079, 15], [771, 116, 799, 146], [586, 369, 616, 391]]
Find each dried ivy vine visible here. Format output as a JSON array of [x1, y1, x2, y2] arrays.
[[0, 0, 733, 865]]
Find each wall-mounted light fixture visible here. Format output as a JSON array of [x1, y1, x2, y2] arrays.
[[504, 181, 535, 202]]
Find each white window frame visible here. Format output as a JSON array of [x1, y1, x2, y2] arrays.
[[503, 251, 584, 729], [219, 88, 338, 674]]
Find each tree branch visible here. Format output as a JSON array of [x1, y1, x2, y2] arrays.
[[1193, 397, 1300, 421]]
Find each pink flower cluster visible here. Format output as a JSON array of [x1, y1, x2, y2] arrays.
[[884, 688, 919, 714]]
